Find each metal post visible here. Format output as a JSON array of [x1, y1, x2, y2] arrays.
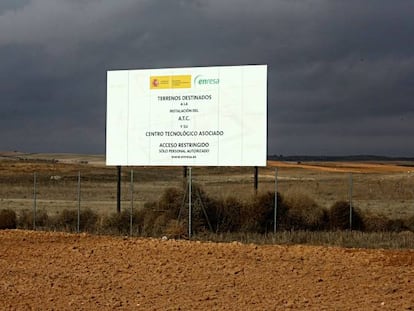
[[117, 166, 121, 213], [349, 173, 353, 230], [188, 167, 192, 239], [33, 172, 37, 230], [274, 167, 278, 233], [254, 166, 258, 194], [77, 171, 81, 233], [130, 169, 134, 237]]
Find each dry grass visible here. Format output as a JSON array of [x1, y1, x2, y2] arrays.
[[195, 230, 414, 249]]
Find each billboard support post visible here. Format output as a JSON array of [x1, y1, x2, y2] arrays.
[[130, 169, 134, 236], [117, 166, 121, 213], [188, 167, 192, 239], [33, 172, 37, 230], [254, 166, 259, 194], [349, 173, 353, 230], [274, 167, 278, 233], [77, 171, 81, 233]]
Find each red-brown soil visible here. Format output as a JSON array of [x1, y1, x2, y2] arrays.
[[1, 230, 413, 310]]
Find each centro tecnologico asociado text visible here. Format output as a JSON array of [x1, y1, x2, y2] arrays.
[[146, 130, 224, 137]]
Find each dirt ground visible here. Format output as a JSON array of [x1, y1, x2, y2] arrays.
[[267, 160, 414, 174], [1, 230, 413, 310]]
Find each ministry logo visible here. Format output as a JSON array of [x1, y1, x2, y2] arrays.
[[152, 79, 159, 87]]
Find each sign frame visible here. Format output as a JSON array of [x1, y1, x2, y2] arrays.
[[106, 65, 267, 167]]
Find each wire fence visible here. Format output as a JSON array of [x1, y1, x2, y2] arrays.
[[1, 165, 413, 234]]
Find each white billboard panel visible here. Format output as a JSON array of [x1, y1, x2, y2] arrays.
[[106, 65, 267, 166]]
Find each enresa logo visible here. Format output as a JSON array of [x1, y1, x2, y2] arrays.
[[194, 75, 220, 86]]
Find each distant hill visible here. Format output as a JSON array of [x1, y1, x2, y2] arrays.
[[2, 151, 414, 165]]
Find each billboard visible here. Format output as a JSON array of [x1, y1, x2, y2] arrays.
[[106, 65, 267, 166]]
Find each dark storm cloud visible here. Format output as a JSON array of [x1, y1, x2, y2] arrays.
[[0, 0, 30, 15], [0, 0, 413, 155]]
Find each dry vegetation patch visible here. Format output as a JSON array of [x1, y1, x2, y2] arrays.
[[1, 154, 414, 235]]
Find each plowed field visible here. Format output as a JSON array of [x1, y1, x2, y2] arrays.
[[1, 230, 413, 310]]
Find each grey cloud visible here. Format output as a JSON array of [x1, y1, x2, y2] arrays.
[[0, 0, 414, 155], [0, 0, 30, 15]]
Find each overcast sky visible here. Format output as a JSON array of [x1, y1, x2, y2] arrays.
[[1, 0, 413, 156]]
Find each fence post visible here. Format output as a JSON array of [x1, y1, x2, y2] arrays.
[[274, 168, 278, 233], [77, 171, 81, 233], [130, 169, 134, 237], [33, 172, 37, 230], [349, 173, 353, 230]]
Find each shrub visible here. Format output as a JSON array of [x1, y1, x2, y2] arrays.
[[152, 213, 169, 236], [140, 205, 158, 236], [191, 184, 216, 233], [101, 210, 131, 234], [129, 208, 147, 235], [241, 192, 285, 233], [329, 201, 364, 231], [157, 184, 215, 234], [208, 196, 242, 233], [363, 213, 389, 232], [79, 208, 98, 232], [17, 209, 49, 229], [17, 209, 33, 229], [101, 208, 154, 235], [53, 208, 98, 232], [164, 220, 187, 238], [158, 187, 184, 219], [53, 209, 78, 232], [404, 215, 414, 232], [386, 218, 407, 232], [0, 209, 17, 229], [283, 191, 328, 230]]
